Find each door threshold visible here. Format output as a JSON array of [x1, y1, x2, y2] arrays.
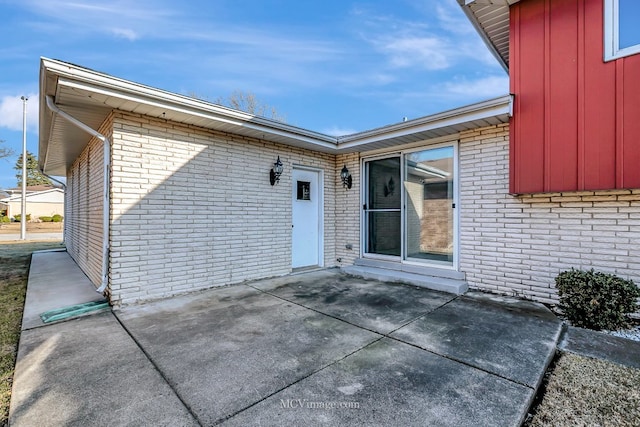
[[291, 265, 323, 274]]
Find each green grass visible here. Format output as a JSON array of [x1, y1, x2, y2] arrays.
[[0, 241, 64, 426], [526, 352, 640, 426]]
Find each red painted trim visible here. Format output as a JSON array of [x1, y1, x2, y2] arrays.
[[577, 0, 585, 190], [509, 4, 520, 194], [543, 0, 551, 191], [615, 61, 624, 188], [622, 55, 640, 188]]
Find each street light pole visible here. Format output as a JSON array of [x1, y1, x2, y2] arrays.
[[20, 96, 28, 241]]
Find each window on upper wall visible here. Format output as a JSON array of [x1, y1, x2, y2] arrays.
[[604, 0, 640, 61]]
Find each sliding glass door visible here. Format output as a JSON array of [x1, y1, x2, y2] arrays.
[[404, 146, 454, 266], [363, 145, 456, 268], [363, 157, 401, 257]]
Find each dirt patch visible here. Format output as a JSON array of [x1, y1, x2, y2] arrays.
[[0, 222, 63, 234]]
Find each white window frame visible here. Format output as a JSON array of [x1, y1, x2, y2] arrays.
[[604, 0, 640, 61], [360, 141, 460, 271]]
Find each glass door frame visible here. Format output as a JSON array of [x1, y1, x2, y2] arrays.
[[360, 142, 459, 271], [361, 153, 403, 261]]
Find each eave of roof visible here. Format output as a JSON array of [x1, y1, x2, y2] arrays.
[[39, 57, 511, 176], [0, 188, 64, 202], [457, 0, 520, 71]]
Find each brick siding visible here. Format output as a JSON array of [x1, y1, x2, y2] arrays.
[[65, 114, 640, 307], [64, 116, 111, 287], [459, 124, 640, 304], [108, 113, 337, 305]]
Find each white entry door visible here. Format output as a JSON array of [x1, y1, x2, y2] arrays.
[[292, 168, 322, 268]]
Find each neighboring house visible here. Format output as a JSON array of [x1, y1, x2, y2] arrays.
[[0, 188, 65, 221], [38, 0, 640, 307], [4, 185, 61, 195]]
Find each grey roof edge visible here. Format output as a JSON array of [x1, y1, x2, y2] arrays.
[[39, 57, 337, 142], [336, 95, 512, 150], [39, 57, 511, 159]]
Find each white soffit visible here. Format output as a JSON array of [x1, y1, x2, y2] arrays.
[[458, 0, 520, 71], [39, 58, 510, 175]]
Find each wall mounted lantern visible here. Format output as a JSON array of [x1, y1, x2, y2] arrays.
[[270, 156, 284, 185], [340, 165, 352, 189]]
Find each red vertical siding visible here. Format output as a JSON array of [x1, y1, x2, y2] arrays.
[[547, 0, 578, 191], [512, 0, 545, 193], [510, 0, 640, 193], [622, 54, 640, 188], [582, 0, 616, 190]]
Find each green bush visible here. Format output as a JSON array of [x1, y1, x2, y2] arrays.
[[39, 216, 53, 222], [0, 216, 9, 223], [52, 214, 63, 222], [13, 214, 31, 222], [556, 268, 640, 331]]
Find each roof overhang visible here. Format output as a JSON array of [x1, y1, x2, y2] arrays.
[[457, 0, 520, 71], [39, 57, 511, 176]]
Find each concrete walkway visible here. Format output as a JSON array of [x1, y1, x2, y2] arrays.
[[10, 251, 564, 426], [0, 232, 63, 241]]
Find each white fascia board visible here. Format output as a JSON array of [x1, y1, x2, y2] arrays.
[[457, 0, 520, 72], [57, 78, 339, 151], [42, 58, 511, 155], [336, 95, 511, 150], [42, 58, 337, 148], [457, 1, 508, 72], [2, 188, 63, 202]]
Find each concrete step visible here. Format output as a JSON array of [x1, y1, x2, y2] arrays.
[[342, 265, 468, 295], [353, 258, 466, 281]]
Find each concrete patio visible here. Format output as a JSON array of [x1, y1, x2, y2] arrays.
[[10, 251, 564, 426]]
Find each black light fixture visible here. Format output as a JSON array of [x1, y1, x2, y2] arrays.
[[270, 156, 284, 185], [340, 165, 352, 189]]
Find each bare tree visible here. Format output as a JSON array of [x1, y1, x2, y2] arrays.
[[189, 90, 286, 123], [0, 139, 14, 161]]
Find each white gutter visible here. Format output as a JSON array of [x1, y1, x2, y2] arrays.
[[42, 58, 337, 146], [45, 95, 110, 294], [336, 95, 512, 150]]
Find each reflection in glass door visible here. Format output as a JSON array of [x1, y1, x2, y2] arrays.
[[404, 146, 454, 266], [364, 157, 401, 257]]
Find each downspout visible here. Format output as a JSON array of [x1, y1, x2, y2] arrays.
[[45, 95, 110, 294], [41, 172, 66, 190]]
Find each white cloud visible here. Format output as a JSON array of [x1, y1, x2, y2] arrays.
[[435, 4, 475, 35], [441, 75, 509, 98], [355, 3, 502, 72], [21, 0, 173, 40], [111, 28, 138, 41], [0, 94, 39, 132], [321, 126, 359, 137], [379, 36, 452, 70]]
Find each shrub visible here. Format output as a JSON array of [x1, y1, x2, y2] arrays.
[[13, 214, 31, 222], [0, 216, 9, 223], [39, 216, 53, 222], [52, 214, 63, 222], [556, 268, 640, 331]]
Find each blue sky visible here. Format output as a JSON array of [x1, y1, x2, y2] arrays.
[[0, 0, 507, 188]]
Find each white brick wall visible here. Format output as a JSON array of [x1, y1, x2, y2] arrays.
[[108, 113, 337, 305], [459, 124, 640, 304], [334, 153, 360, 265], [64, 113, 640, 307], [65, 117, 110, 287]]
